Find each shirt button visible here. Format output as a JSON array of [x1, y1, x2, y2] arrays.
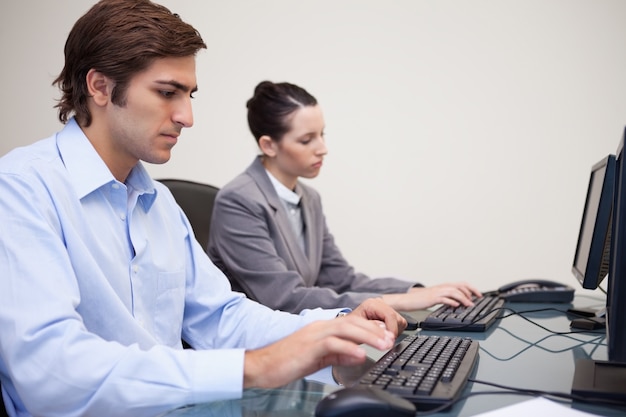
[[112, 183, 120, 189], [120, 213, 126, 220], [133, 265, 139, 273]]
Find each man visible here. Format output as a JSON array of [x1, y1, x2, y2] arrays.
[[0, 1, 405, 416]]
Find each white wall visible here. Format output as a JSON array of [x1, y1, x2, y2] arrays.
[[2, 0, 626, 294]]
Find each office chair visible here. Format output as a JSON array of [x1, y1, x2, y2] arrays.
[[0, 382, 7, 417], [157, 179, 220, 253]]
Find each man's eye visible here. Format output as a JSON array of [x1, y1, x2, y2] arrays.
[[160, 90, 175, 98]]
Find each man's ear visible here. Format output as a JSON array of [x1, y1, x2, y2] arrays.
[[85, 68, 112, 107], [258, 135, 277, 157]]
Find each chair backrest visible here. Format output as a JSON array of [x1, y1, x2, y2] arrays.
[[157, 179, 219, 253]]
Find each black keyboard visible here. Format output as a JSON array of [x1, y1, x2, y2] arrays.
[[356, 334, 479, 411], [420, 294, 505, 332]]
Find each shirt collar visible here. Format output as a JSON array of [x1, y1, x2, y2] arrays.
[[265, 169, 301, 206], [57, 118, 157, 209]]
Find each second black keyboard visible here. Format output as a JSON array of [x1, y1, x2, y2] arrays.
[[420, 294, 505, 332]]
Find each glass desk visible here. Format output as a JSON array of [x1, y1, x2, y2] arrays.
[[162, 294, 626, 416]]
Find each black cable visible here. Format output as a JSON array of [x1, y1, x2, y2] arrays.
[[490, 305, 608, 336], [478, 330, 605, 361], [468, 378, 626, 408], [412, 378, 626, 416]]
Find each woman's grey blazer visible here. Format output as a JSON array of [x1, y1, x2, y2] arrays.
[[208, 157, 418, 313]]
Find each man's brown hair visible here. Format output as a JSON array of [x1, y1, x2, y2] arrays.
[[53, 0, 207, 126]]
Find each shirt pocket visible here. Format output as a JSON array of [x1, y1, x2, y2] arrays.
[[154, 269, 186, 346]]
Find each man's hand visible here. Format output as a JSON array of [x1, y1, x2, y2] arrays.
[[349, 297, 407, 335], [243, 302, 400, 390]]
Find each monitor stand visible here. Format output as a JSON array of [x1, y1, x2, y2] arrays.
[[571, 359, 626, 401]]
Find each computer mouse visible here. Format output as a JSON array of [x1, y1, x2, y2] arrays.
[[314, 386, 416, 417]]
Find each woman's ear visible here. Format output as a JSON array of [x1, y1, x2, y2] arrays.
[[85, 68, 113, 107], [258, 135, 277, 157]]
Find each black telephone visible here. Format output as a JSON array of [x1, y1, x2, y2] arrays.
[[496, 279, 575, 303]]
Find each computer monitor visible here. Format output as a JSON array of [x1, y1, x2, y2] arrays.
[[607, 129, 626, 363], [571, 128, 626, 401], [571, 154, 615, 290]]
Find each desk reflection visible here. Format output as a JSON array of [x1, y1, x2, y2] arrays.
[[161, 358, 377, 417], [161, 379, 328, 417]]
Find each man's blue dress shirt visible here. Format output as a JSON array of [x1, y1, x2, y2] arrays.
[[0, 119, 341, 417]]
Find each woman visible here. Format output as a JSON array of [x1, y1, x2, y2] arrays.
[[208, 80, 481, 314]]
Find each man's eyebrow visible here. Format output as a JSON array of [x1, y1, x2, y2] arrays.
[[155, 80, 198, 93]]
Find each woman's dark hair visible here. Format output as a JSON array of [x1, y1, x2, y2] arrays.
[[53, 0, 207, 126], [246, 81, 318, 143]]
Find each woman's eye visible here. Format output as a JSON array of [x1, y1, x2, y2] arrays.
[[300, 135, 317, 145]]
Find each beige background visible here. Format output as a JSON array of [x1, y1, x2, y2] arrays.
[[2, 1, 626, 296]]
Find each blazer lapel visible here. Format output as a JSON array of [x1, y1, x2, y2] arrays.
[[246, 157, 314, 278]]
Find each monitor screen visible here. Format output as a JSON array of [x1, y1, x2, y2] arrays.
[[571, 154, 615, 290]]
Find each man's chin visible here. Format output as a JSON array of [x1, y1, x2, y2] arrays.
[[144, 153, 172, 165]]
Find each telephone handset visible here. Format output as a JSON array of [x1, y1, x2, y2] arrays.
[[496, 279, 575, 303]]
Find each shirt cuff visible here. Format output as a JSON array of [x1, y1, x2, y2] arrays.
[[299, 307, 351, 321]]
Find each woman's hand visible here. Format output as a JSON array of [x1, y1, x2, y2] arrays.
[[382, 282, 482, 311]]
